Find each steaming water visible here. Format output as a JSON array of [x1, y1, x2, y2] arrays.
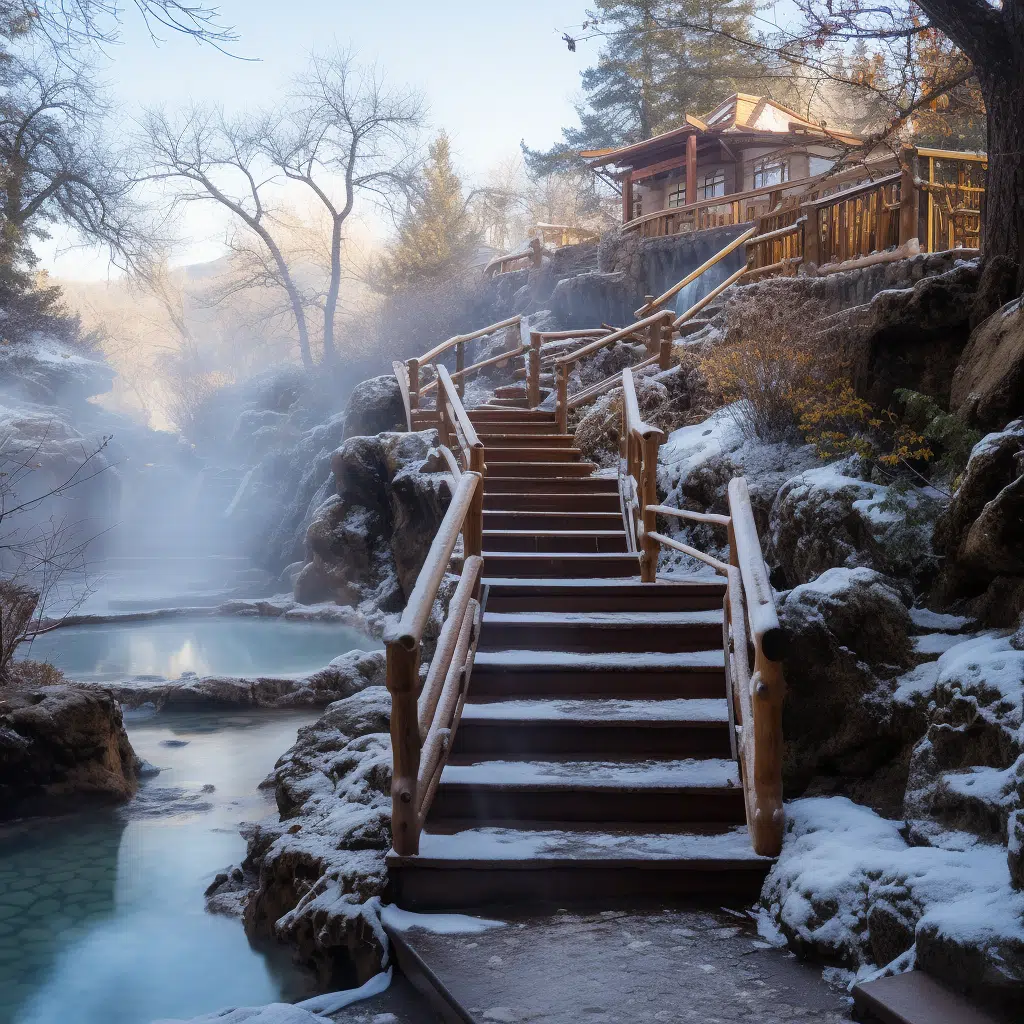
[[20, 618, 380, 681], [0, 709, 322, 1024]]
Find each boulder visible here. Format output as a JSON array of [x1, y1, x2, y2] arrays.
[[951, 298, 1024, 430], [213, 687, 394, 987], [0, 338, 114, 406], [904, 635, 1023, 846], [342, 375, 406, 440], [932, 420, 1024, 622], [769, 465, 938, 591], [293, 430, 450, 608], [761, 795, 1024, 1017], [0, 681, 140, 818], [777, 567, 920, 812]]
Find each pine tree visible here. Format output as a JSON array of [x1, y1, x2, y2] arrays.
[[524, 0, 764, 175], [378, 133, 479, 292]]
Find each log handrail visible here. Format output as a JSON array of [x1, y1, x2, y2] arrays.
[[420, 342, 526, 397], [637, 471, 786, 857], [417, 316, 522, 365], [672, 264, 748, 329], [800, 170, 902, 211], [393, 359, 413, 431], [483, 237, 542, 277], [555, 310, 673, 367], [385, 372, 485, 857], [620, 368, 664, 582]]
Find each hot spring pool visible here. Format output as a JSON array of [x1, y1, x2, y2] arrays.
[[19, 617, 381, 681], [0, 709, 322, 1024]]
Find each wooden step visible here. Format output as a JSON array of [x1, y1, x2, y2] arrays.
[[483, 492, 622, 513], [477, 433, 576, 447], [485, 447, 584, 463], [484, 475, 617, 493], [478, 609, 722, 653], [478, 398, 530, 409], [430, 756, 745, 824], [482, 529, 628, 554], [481, 551, 639, 578], [482, 510, 624, 532], [387, 823, 770, 910], [486, 461, 596, 479], [454, 697, 730, 757], [468, 409, 556, 423], [482, 577, 726, 613], [494, 385, 529, 399], [469, 649, 726, 699], [472, 421, 563, 435], [852, 971, 1002, 1024]]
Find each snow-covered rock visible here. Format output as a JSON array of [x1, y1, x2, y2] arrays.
[[207, 688, 393, 987], [761, 796, 1024, 1014], [905, 634, 1023, 847], [778, 567, 921, 813], [342, 375, 405, 440], [770, 463, 938, 590], [293, 430, 451, 610]]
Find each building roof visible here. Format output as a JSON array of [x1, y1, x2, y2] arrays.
[[586, 93, 861, 170]]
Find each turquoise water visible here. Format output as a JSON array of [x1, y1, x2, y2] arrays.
[[19, 617, 380, 681], [0, 710, 321, 1024]]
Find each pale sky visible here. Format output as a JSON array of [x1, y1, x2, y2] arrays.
[[40, 0, 593, 280]]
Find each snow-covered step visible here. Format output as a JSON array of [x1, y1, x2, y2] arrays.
[[480, 551, 639, 578], [454, 697, 730, 758], [469, 648, 726, 699], [482, 575, 726, 612], [481, 529, 628, 554], [387, 824, 770, 908], [432, 757, 743, 825], [478, 608, 723, 653]]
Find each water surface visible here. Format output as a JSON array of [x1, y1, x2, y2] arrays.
[[21, 617, 380, 681], [0, 709, 321, 1024]]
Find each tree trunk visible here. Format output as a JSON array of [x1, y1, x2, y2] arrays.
[[976, 63, 1024, 294], [321, 214, 343, 365]]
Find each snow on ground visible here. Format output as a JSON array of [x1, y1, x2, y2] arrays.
[[378, 903, 506, 934]]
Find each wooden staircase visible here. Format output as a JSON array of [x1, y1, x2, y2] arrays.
[[387, 406, 772, 910]]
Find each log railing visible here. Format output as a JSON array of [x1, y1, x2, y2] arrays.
[[618, 374, 784, 857], [483, 237, 542, 278], [385, 369, 484, 858], [406, 315, 522, 411], [552, 311, 675, 433]]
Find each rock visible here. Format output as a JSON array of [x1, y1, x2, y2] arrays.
[[932, 420, 1024, 621], [951, 298, 1024, 430], [294, 430, 450, 607], [342, 375, 406, 440], [777, 567, 920, 811], [0, 682, 140, 819], [223, 687, 394, 986], [769, 464, 938, 591], [0, 338, 114, 406], [904, 634, 1023, 846], [761, 795, 1024, 1016]]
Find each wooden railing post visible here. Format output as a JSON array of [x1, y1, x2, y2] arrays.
[[639, 435, 660, 582], [899, 146, 919, 247], [556, 363, 569, 434], [528, 331, 542, 408], [455, 342, 465, 399], [408, 358, 420, 411], [387, 639, 421, 856], [802, 205, 820, 267]]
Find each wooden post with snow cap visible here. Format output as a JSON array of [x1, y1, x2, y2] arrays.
[[555, 363, 569, 435], [387, 638, 420, 856]]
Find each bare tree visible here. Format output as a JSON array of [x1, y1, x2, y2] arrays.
[[0, 55, 139, 272], [139, 48, 424, 370], [0, 424, 112, 684]]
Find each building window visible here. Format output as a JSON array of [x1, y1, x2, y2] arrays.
[[666, 181, 687, 208], [753, 156, 790, 190], [631, 181, 643, 217], [702, 169, 726, 199]]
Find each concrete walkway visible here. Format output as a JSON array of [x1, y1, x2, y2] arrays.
[[383, 904, 851, 1023]]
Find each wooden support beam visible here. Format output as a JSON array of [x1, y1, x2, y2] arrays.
[[686, 134, 697, 209], [622, 170, 633, 224]]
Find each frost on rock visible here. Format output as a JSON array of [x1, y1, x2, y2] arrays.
[[905, 635, 1023, 849], [205, 687, 394, 987], [761, 796, 1024, 1014], [777, 567, 922, 814], [770, 463, 938, 590]]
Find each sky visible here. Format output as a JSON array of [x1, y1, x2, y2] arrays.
[[39, 0, 594, 280]]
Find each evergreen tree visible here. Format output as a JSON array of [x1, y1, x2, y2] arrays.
[[378, 133, 479, 292], [524, 0, 763, 174]]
